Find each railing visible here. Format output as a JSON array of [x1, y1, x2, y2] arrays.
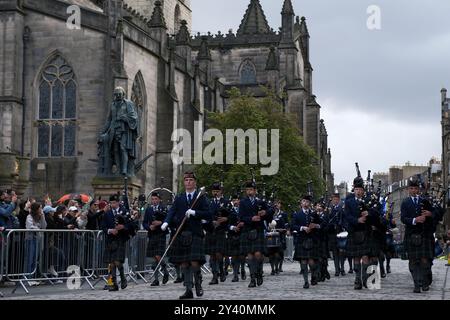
[[0, 229, 296, 296]]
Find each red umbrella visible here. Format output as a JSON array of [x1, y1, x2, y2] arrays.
[[57, 193, 92, 204]]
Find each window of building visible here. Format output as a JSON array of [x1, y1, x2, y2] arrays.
[[174, 4, 181, 33], [240, 60, 257, 84], [37, 55, 77, 158]]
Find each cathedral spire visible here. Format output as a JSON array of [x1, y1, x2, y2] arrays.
[[281, 0, 295, 16], [300, 16, 309, 37], [148, 0, 166, 28], [237, 0, 271, 36]]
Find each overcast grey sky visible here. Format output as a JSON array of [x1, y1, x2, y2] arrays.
[[191, 0, 450, 185]]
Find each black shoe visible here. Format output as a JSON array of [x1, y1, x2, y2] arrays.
[[381, 272, 387, 278], [179, 289, 194, 299], [279, 267, 283, 272], [120, 278, 127, 290], [248, 278, 256, 288], [209, 276, 219, 285], [303, 282, 310, 289], [325, 271, 331, 280], [386, 266, 391, 274], [348, 269, 354, 274], [335, 272, 340, 277], [195, 283, 204, 297], [256, 274, 263, 286], [311, 278, 318, 286], [241, 270, 246, 280], [219, 273, 227, 282], [151, 280, 160, 286], [109, 284, 119, 291], [162, 273, 169, 285], [275, 268, 279, 274], [174, 277, 183, 284], [354, 282, 363, 290], [232, 275, 239, 282], [413, 287, 421, 293], [271, 270, 276, 276], [422, 285, 430, 292]]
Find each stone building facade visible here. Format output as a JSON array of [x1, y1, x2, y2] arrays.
[[0, 0, 333, 198]]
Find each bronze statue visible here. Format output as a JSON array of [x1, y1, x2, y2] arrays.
[[98, 87, 139, 176]]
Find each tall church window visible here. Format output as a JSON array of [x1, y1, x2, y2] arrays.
[[240, 60, 257, 84], [37, 55, 77, 158], [131, 72, 146, 162], [174, 4, 181, 33]]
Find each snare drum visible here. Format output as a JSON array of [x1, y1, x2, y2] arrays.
[[266, 231, 281, 248], [336, 231, 348, 250]]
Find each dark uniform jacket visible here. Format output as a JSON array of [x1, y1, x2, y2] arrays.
[[143, 204, 168, 236], [238, 197, 273, 231], [401, 196, 436, 237], [165, 190, 211, 237]]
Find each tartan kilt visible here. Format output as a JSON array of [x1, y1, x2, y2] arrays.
[[405, 234, 434, 260], [205, 231, 228, 255], [346, 230, 371, 258], [369, 231, 384, 257], [294, 237, 320, 260], [168, 232, 206, 264], [146, 233, 167, 257], [328, 233, 338, 252], [384, 234, 396, 254], [103, 238, 126, 263], [227, 232, 242, 256], [266, 232, 284, 255], [319, 237, 329, 258], [240, 229, 266, 255]]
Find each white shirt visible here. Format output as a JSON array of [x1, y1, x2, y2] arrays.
[[186, 191, 195, 201]]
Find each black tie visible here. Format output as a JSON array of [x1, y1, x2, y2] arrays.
[[413, 197, 418, 206], [188, 194, 192, 206]]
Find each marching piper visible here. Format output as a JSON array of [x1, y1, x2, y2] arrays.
[[161, 171, 211, 299], [238, 181, 274, 288]]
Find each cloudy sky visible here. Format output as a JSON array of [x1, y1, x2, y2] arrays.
[[191, 0, 450, 185]]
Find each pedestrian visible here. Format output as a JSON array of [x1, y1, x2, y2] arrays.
[[25, 202, 47, 285]]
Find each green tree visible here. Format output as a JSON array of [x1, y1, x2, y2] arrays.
[[195, 87, 325, 211]]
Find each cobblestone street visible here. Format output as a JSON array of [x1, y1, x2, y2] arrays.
[[1, 259, 449, 300]]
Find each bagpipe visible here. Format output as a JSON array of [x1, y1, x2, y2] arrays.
[[354, 164, 384, 229]]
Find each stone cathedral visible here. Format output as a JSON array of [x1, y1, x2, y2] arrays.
[[0, 0, 333, 198]]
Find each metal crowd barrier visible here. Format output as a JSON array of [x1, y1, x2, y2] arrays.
[[0, 232, 4, 297], [284, 236, 294, 262], [0, 228, 227, 295], [3, 229, 100, 294]]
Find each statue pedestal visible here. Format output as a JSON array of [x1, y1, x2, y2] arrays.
[[91, 176, 142, 201]]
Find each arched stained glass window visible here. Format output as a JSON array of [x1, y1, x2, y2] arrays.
[[240, 60, 257, 84], [37, 55, 77, 158], [131, 72, 146, 162]]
